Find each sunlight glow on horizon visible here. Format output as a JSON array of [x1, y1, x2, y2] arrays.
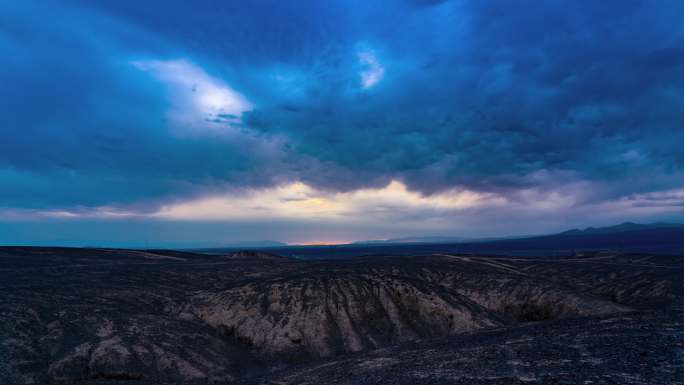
[[152, 180, 501, 220]]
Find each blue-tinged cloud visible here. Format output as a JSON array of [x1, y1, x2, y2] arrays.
[[0, 1, 292, 210], [131, 59, 253, 132], [1, 0, 683, 233], [240, 0, 684, 199]]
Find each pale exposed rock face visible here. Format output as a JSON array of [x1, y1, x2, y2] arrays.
[[192, 274, 502, 360], [445, 276, 629, 321], [190, 266, 627, 362], [31, 313, 242, 384], [0, 247, 678, 384]]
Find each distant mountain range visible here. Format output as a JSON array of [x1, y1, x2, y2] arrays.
[[448, 222, 684, 255], [196, 222, 684, 257], [352, 236, 470, 245], [353, 222, 684, 246], [351, 234, 530, 245], [560, 222, 684, 235]]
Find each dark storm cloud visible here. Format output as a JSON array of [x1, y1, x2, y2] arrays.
[[1, 0, 683, 213], [0, 1, 293, 209], [243, 0, 684, 199]]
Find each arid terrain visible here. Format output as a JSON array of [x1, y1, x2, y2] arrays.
[[1, 247, 682, 384]]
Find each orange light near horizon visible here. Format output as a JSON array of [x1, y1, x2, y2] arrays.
[[27, 179, 510, 222], [294, 240, 352, 246], [150, 179, 502, 221]]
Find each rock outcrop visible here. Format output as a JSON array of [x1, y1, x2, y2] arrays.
[[192, 274, 502, 360], [190, 267, 627, 362], [0, 248, 679, 384]]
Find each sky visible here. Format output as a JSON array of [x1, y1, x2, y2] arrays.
[[1, 0, 684, 247]]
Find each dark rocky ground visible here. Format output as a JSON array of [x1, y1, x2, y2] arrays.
[[1, 247, 682, 384]]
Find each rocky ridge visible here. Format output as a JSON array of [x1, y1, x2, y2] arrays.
[[0, 248, 680, 384]]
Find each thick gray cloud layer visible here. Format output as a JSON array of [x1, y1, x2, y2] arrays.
[[1, 0, 683, 229]]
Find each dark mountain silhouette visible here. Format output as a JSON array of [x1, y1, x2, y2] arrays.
[[450, 222, 684, 255], [561, 221, 684, 235]]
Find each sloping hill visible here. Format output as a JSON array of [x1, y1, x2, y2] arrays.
[[2, 248, 676, 384]]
